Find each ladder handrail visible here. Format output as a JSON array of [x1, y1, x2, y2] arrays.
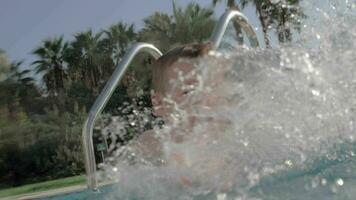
[[82, 43, 162, 190], [210, 10, 260, 49]]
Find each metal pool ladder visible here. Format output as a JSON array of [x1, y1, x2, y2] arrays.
[[82, 10, 260, 190]]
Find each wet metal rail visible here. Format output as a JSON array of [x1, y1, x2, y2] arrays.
[[210, 10, 259, 49], [82, 10, 259, 190], [82, 43, 162, 190]]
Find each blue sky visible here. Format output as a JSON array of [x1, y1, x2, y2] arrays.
[[0, 0, 259, 66]]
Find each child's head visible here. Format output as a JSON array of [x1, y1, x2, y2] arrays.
[[151, 43, 211, 118]]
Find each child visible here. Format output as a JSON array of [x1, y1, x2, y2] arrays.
[[129, 42, 212, 163], [127, 42, 233, 191], [151, 43, 211, 122]]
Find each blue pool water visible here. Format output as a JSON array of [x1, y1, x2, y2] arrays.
[[41, 142, 356, 200]]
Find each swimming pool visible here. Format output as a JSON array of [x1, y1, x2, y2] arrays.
[[40, 140, 356, 200]]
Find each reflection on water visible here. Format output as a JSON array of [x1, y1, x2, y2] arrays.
[[99, 1, 356, 199]]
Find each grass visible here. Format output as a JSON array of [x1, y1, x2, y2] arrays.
[[0, 175, 86, 198]]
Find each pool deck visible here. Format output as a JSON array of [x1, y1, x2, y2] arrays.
[[0, 184, 86, 200], [0, 181, 113, 200]]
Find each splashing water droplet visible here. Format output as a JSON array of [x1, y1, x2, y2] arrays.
[[217, 193, 227, 200], [284, 160, 293, 167], [316, 33, 321, 40], [336, 178, 344, 186], [112, 167, 118, 172]]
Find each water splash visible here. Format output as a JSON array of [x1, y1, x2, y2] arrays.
[[100, 1, 356, 199]]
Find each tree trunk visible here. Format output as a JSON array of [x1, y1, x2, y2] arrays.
[[256, 3, 271, 48], [54, 64, 64, 91], [54, 64, 66, 113], [283, 8, 292, 42], [277, 6, 292, 43]]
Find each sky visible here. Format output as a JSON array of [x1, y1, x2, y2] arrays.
[[0, 0, 259, 67]]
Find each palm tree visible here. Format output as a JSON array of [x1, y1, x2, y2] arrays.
[[241, 0, 304, 45], [269, 0, 305, 43], [140, 2, 216, 51], [1, 61, 35, 119], [32, 37, 68, 96], [239, 0, 273, 47], [102, 23, 136, 66], [64, 25, 138, 110], [7, 60, 33, 86], [215, 0, 304, 46], [65, 30, 112, 95]]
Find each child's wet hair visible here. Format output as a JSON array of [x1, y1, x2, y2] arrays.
[[152, 43, 211, 93]]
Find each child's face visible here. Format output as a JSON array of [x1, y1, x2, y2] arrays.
[[151, 57, 227, 120], [151, 59, 196, 119]]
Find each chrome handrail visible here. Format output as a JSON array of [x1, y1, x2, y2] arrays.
[[210, 10, 260, 49], [82, 43, 162, 190]]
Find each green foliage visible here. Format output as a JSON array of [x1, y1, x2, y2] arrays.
[[0, 20, 142, 189], [65, 30, 109, 96], [140, 2, 216, 51], [0, 61, 42, 119], [32, 36, 68, 97], [0, 108, 86, 188], [102, 23, 137, 65]]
